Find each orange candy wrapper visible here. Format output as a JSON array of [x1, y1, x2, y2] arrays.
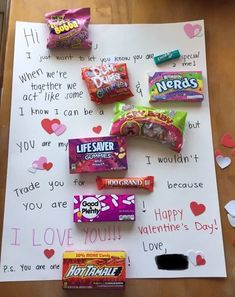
[[62, 251, 126, 289], [96, 176, 154, 191]]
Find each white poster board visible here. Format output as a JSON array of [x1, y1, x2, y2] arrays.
[[0, 20, 226, 281]]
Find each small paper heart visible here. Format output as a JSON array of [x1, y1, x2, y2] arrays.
[[92, 125, 102, 134], [28, 167, 37, 174], [232, 238, 235, 246], [184, 23, 202, 39], [43, 162, 53, 171], [196, 255, 206, 266], [214, 149, 223, 158], [227, 214, 235, 228], [41, 119, 60, 134], [187, 250, 205, 266], [220, 133, 235, 148], [44, 249, 55, 259], [190, 201, 206, 216], [216, 155, 231, 169], [32, 156, 47, 170], [51, 123, 67, 136]]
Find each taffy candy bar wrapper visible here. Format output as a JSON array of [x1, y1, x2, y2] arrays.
[[110, 102, 187, 153], [149, 71, 204, 102], [68, 136, 128, 173], [45, 8, 92, 49], [74, 194, 135, 223], [81, 63, 133, 104], [62, 251, 126, 289]]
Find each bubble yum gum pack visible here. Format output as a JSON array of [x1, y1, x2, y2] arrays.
[[81, 63, 133, 104], [62, 251, 126, 289], [45, 8, 92, 49]]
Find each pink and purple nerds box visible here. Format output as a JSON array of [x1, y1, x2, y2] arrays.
[[68, 136, 128, 173], [74, 194, 135, 223]]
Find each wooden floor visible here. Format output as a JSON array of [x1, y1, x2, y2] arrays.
[[0, 0, 9, 96]]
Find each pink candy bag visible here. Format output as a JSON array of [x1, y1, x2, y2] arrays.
[[45, 8, 92, 49]]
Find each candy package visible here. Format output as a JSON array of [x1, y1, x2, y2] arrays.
[[96, 176, 154, 191], [81, 63, 133, 104], [45, 8, 92, 49], [74, 194, 135, 222], [68, 136, 128, 173], [110, 102, 187, 153], [62, 251, 126, 289], [149, 71, 204, 102]]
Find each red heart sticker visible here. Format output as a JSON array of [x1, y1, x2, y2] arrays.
[[190, 201, 206, 216], [232, 238, 235, 246], [220, 133, 235, 148], [92, 125, 102, 134], [196, 255, 206, 266], [43, 162, 53, 171], [44, 249, 55, 259], [214, 149, 223, 158], [232, 150, 235, 156], [41, 119, 61, 134]]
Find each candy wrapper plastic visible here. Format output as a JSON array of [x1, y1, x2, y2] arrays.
[[45, 8, 92, 49], [149, 71, 204, 102], [110, 103, 187, 153], [96, 176, 154, 191], [81, 63, 133, 104]]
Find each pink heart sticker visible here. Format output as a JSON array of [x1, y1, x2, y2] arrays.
[[51, 123, 67, 136], [184, 23, 202, 39], [32, 156, 47, 170]]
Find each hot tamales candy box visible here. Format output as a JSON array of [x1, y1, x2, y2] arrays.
[[62, 251, 126, 289]]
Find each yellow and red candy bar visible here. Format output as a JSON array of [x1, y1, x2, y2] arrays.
[[96, 176, 154, 191]]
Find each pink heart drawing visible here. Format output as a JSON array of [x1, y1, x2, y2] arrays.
[[51, 123, 67, 136], [32, 156, 47, 170], [184, 23, 202, 39]]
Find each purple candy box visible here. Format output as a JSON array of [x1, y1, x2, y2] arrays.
[[68, 136, 128, 173], [74, 194, 135, 222]]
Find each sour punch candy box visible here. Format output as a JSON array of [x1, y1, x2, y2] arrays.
[[74, 194, 135, 222], [62, 250, 126, 289], [149, 71, 204, 102], [68, 136, 128, 173]]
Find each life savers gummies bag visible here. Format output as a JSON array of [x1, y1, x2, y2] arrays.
[[110, 102, 187, 153], [45, 8, 92, 49], [81, 63, 133, 104]]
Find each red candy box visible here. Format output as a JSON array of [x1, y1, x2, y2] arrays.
[[62, 251, 126, 289], [81, 63, 133, 104]]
